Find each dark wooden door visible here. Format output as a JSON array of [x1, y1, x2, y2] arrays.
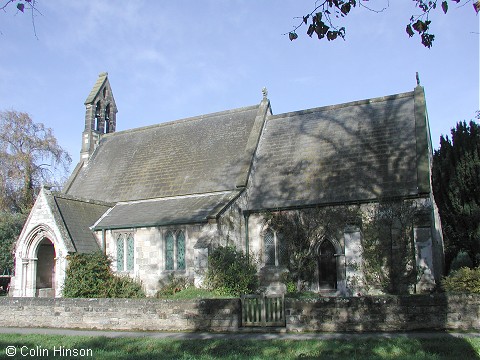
[[318, 240, 337, 290]]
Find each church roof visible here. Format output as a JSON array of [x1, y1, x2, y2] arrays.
[[65, 104, 267, 203], [52, 194, 111, 253], [93, 190, 240, 230], [65, 82, 431, 235], [247, 89, 429, 211]]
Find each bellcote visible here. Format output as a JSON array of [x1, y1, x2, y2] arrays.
[[84, 72, 117, 134], [81, 73, 118, 162]]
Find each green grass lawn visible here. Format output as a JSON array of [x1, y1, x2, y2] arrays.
[[0, 333, 479, 359]]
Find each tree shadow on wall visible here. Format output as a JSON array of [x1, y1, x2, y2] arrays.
[[247, 95, 421, 211]]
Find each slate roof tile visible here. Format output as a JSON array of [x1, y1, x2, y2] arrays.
[[93, 191, 240, 230], [247, 92, 420, 210], [66, 105, 260, 203], [53, 194, 112, 253]]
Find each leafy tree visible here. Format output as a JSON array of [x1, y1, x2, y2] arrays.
[[287, 0, 480, 48], [4, 1, 478, 47], [0, 110, 71, 213], [432, 120, 480, 270], [0, 211, 26, 274]]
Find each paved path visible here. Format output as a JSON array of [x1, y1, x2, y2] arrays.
[[1, 327, 480, 340]]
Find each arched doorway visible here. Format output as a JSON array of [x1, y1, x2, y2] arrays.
[[35, 238, 56, 297], [318, 240, 337, 290]]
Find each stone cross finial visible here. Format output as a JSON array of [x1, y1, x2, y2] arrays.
[[262, 87, 268, 100]]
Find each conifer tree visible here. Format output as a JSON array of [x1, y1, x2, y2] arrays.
[[432, 121, 480, 270]]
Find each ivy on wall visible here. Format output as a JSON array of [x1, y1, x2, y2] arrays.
[[263, 206, 360, 291], [361, 200, 429, 294], [262, 200, 429, 294]]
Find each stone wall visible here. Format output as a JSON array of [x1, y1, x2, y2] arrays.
[[0, 297, 240, 332], [285, 294, 480, 332], [1, 295, 479, 332]]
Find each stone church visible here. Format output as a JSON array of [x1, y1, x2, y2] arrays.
[[11, 73, 444, 297]]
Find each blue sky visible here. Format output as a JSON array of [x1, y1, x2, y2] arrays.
[[1, 1, 478, 171]]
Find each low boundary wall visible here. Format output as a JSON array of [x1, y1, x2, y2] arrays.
[[285, 294, 480, 332], [0, 298, 240, 332], [0, 294, 479, 332]]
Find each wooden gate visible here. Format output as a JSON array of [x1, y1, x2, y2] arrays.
[[241, 294, 285, 327]]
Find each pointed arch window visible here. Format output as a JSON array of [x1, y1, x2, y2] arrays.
[[165, 230, 186, 271], [95, 101, 102, 131], [116, 232, 134, 272], [264, 230, 286, 266], [104, 104, 111, 133]]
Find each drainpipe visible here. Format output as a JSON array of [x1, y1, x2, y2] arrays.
[[243, 211, 250, 262]]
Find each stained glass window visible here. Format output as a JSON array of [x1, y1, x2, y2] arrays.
[[126, 234, 134, 271], [177, 231, 186, 270], [264, 230, 275, 266], [165, 231, 174, 270], [117, 234, 124, 272]]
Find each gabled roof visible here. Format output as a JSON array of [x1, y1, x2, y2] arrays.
[[84, 72, 108, 105], [65, 103, 268, 203], [52, 194, 112, 252], [93, 190, 240, 230], [247, 89, 429, 211]]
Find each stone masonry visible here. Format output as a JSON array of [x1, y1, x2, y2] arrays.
[[1, 294, 479, 332]]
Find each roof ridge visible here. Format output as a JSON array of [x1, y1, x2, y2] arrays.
[[116, 190, 240, 205], [270, 91, 414, 120], [106, 104, 260, 137], [53, 192, 114, 207]]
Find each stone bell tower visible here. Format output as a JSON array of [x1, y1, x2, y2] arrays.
[[80, 72, 118, 162]]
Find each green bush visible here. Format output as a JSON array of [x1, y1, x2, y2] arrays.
[[0, 211, 26, 274], [449, 251, 473, 273], [280, 272, 297, 294], [106, 275, 145, 298], [62, 252, 145, 298], [204, 246, 258, 297], [442, 267, 480, 294]]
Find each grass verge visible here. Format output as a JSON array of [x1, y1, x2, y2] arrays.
[[0, 333, 479, 359]]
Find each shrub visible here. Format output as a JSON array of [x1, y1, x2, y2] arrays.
[[442, 267, 480, 294], [106, 275, 145, 298], [0, 211, 26, 274], [204, 246, 258, 297], [62, 252, 145, 298], [449, 251, 473, 273], [281, 272, 297, 294]]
